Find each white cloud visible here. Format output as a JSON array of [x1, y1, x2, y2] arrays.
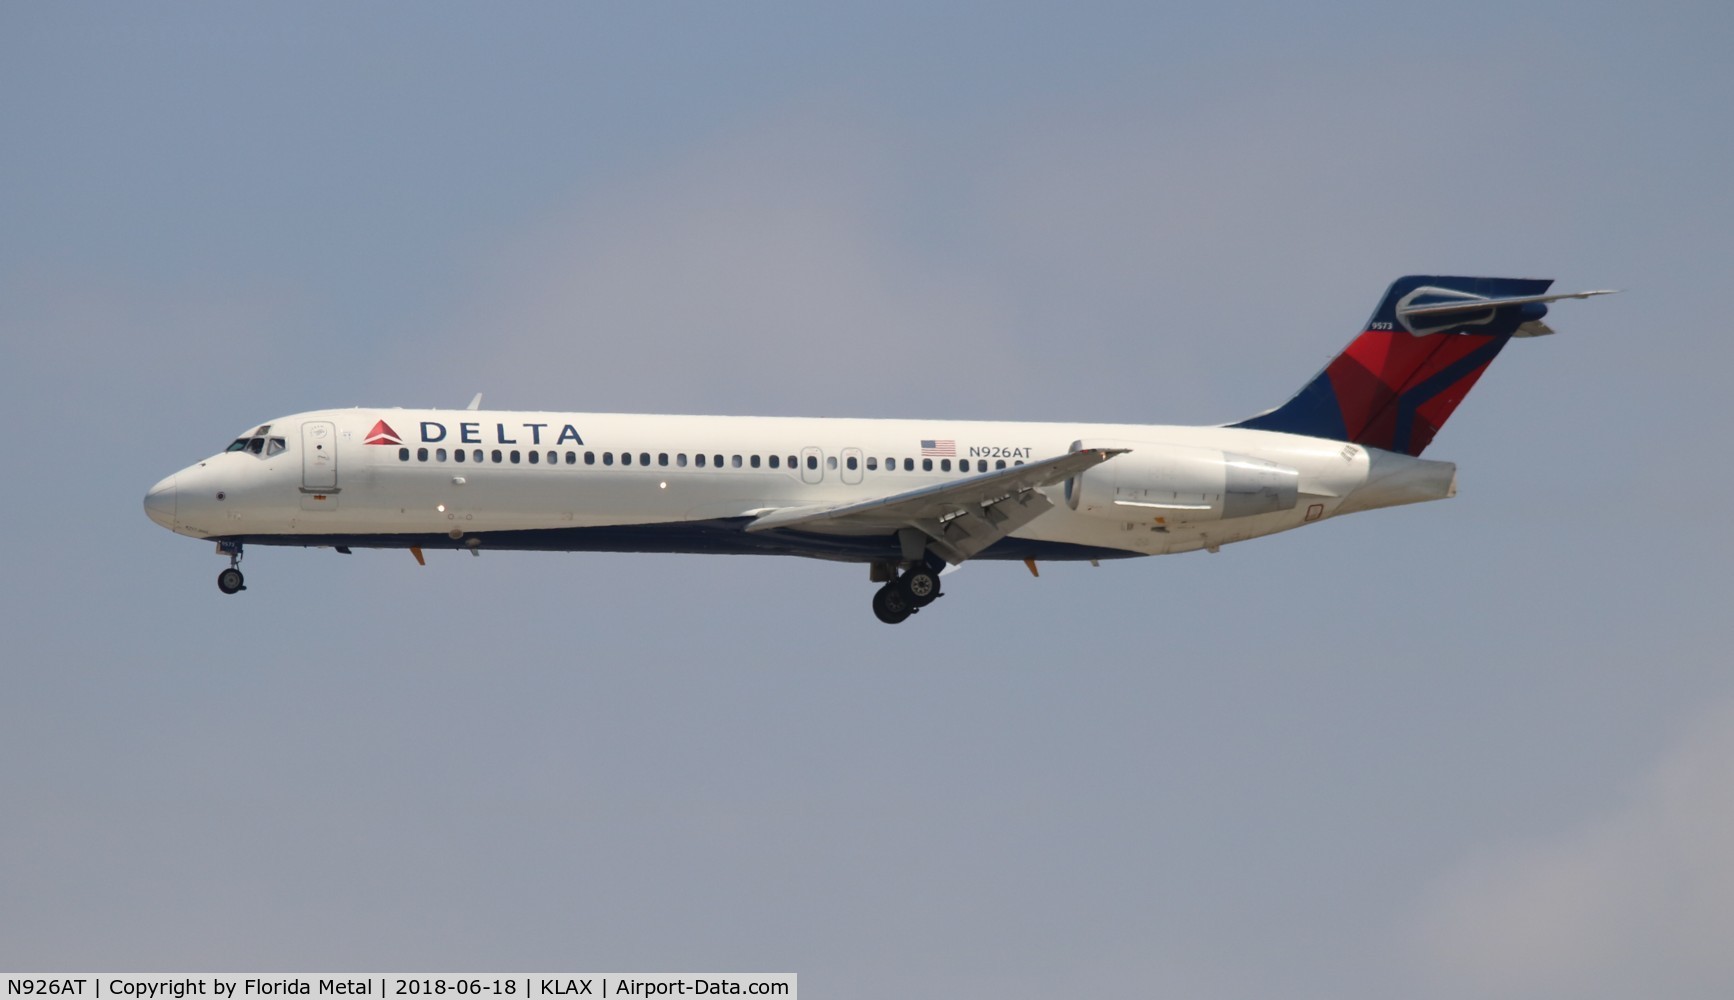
[[1415, 701, 1734, 999], [410, 114, 1025, 418]]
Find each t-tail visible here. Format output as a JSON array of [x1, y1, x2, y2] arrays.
[[1231, 275, 1615, 456]]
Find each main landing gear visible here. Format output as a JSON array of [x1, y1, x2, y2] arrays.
[[870, 563, 942, 625], [216, 541, 246, 594]]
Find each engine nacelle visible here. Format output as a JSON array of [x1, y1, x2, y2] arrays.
[[1065, 439, 1300, 522]]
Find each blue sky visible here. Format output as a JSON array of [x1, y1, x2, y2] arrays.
[[4, 3, 1733, 997]]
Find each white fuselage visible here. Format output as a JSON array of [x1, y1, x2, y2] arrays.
[[144, 407, 1456, 563]]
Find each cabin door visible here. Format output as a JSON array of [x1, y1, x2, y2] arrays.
[[300, 420, 339, 510]]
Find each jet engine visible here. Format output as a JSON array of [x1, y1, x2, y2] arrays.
[[1065, 439, 1300, 522]]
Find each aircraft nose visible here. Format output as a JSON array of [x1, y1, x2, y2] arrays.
[[144, 475, 177, 529]]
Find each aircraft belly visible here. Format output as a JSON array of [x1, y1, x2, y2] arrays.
[[228, 520, 1146, 564]]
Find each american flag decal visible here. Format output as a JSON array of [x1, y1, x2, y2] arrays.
[[920, 439, 956, 457]]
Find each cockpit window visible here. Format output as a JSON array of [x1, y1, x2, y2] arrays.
[[227, 434, 286, 457]]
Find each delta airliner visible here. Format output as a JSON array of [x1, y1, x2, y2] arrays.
[[144, 276, 1610, 622]]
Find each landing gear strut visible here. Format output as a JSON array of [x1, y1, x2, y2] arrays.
[[217, 542, 246, 594], [869, 562, 944, 624]]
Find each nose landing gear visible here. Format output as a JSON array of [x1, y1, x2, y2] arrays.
[[216, 541, 246, 594]]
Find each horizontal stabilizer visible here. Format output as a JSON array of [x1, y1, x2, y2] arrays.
[[1396, 287, 1618, 318], [1397, 287, 1618, 337]]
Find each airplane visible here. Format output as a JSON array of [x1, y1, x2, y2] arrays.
[[143, 275, 1612, 623]]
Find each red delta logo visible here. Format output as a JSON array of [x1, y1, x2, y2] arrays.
[[364, 420, 403, 446]]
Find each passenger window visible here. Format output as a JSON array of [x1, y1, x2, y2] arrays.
[[399, 448, 409, 461], [436, 448, 448, 462], [266, 437, 286, 456], [827, 456, 838, 470], [904, 458, 914, 471], [732, 455, 742, 468], [714, 454, 723, 468], [510, 450, 521, 464], [585, 451, 595, 465], [492, 449, 503, 463], [996, 459, 1006, 470], [922, 458, 932, 471], [846, 456, 858, 470], [621, 452, 632, 466], [603, 452, 614, 466], [417, 447, 429, 462], [528, 450, 539, 464], [641, 452, 651, 466], [941, 459, 951, 472], [473, 450, 483, 463], [659, 453, 669, 467], [696, 454, 706, 468], [677, 454, 688, 467], [453, 449, 465, 463], [547, 451, 557, 464], [806, 455, 818, 471], [750, 455, 761, 468], [565, 451, 576, 464], [768, 455, 779, 469]]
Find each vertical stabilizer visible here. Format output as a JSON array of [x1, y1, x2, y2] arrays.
[[1231, 276, 1598, 456]]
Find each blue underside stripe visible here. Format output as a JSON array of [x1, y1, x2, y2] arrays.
[[224, 518, 1143, 563]]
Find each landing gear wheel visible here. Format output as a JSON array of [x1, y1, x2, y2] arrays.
[[902, 567, 941, 607], [872, 582, 914, 624], [217, 567, 246, 594]]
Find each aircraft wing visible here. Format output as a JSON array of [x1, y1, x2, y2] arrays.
[[744, 448, 1127, 564]]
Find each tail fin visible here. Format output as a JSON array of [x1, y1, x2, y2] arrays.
[[1230, 275, 1613, 456]]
